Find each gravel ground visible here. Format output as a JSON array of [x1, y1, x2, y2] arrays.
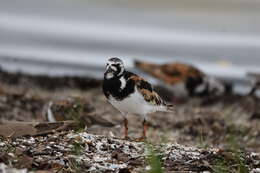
[[0, 70, 259, 172], [1, 131, 260, 173]]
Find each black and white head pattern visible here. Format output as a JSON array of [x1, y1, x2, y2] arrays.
[[104, 57, 125, 79]]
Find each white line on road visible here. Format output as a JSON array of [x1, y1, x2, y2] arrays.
[[0, 13, 260, 48]]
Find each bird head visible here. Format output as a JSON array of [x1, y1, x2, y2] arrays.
[[104, 57, 125, 79]]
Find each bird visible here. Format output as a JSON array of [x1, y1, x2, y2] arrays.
[[247, 72, 260, 97], [135, 60, 231, 100], [43, 96, 115, 128], [102, 57, 173, 140]]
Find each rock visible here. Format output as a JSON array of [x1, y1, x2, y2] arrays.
[[0, 121, 75, 138]]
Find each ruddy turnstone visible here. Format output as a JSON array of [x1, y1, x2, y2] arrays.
[[103, 57, 173, 140], [247, 72, 260, 96], [44, 97, 115, 128], [135, 60, 230, 99]]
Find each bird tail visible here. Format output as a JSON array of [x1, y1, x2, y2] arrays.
[[163, 103, 175, 113]]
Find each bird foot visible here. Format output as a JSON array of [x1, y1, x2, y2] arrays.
[[123, 136, 131, 140], [136, 136, 147, 142]]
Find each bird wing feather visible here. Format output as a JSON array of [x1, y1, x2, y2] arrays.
[[129, 75, 165, 106]]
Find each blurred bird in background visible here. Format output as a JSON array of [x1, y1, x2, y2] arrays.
[[247, 72, 260, 119], [247, 72, 260, 97], [135, 60, 232, 102]]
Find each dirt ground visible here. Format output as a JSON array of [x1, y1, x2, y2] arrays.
[[0, 69, 260, 172]]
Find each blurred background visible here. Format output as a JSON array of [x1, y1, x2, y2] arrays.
[[0, 0, 260, 93]]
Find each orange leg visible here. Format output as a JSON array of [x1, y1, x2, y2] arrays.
[[138, 119, 148, 141], [123, 118, 129, 139], [143, 119, 148, 138]]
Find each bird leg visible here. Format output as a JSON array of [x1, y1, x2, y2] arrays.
[[143, 119, 148, 139], [138, 119, 148, 141], [123, 118, 129, 139]]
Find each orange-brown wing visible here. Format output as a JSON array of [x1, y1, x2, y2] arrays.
[[130, 75, 165, 106], [135, 60, 177, 85], [162, 63, 203, 78], [135, 60, 204, 85], [160, 63, 204, 84]]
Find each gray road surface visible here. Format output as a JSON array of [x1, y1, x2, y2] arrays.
[[0, 0, 259, 92]]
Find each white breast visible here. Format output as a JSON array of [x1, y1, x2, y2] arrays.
[[109, 87, 157, 116], [119, 76, 126, 90]]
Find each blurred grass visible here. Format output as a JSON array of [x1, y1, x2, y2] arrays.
[[213, 132, 249, 173], [145, 142, 164, 173]]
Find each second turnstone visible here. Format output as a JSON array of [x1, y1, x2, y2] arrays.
[[247, 72, 260, 97], [135, 60, 231, 99], [102, 57, 173, 140]]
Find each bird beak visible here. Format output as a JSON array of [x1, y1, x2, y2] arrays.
[[106, 66, 114, 73], [106, 66, 113, 72]]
